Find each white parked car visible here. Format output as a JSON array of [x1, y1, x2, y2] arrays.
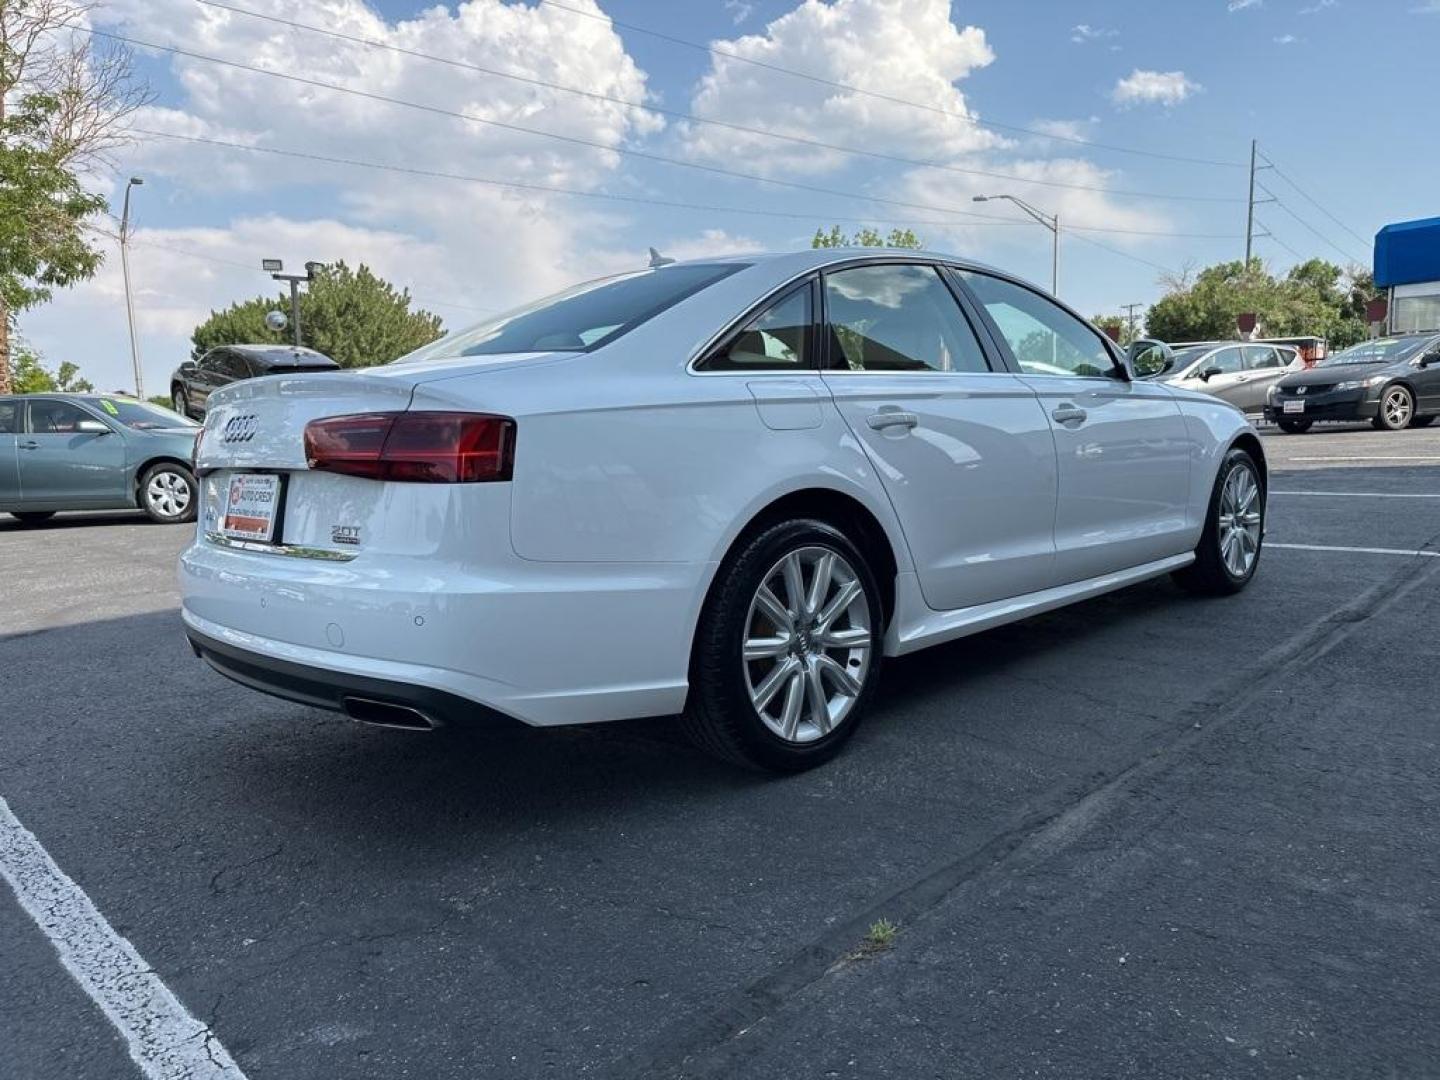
[[180, 250, 1266, 771]]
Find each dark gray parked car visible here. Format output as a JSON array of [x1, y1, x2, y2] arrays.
[[1263, 332, 1440, 433], [0, 395, 200, 525], [170, 344, 338, 419]]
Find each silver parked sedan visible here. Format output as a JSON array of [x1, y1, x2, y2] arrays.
[[0, 395, 200, 525], [1162, 342, 1301, 416]]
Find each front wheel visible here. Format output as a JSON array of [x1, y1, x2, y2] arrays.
[[1374, 386, 1414, 431], [139, 463, 197, 524], [1172, 448, 1264, 597], [682, 519, 884, 772], [1277, 418, 1312, 434]]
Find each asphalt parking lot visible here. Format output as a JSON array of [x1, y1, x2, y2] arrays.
[[3, 423, 1438, 1080]]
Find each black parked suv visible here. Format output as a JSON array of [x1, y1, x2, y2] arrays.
[[170, 345, 339, 419], [1264, 332, 1440, 433]]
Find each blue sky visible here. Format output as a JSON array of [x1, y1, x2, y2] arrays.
[[26, 0, 1440, 393]]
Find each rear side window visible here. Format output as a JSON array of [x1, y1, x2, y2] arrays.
[[701, 284, 812, 371], [824, 264, 990, 373], [405, 262, 747, 361]]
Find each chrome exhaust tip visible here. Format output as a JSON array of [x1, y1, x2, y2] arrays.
[[341, 696, 437, 732]]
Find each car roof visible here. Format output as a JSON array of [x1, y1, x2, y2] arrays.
[[659, 247, 1008, 278], [218, 344, 338, 367]]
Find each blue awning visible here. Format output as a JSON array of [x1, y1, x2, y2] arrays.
[[1375, 217, 1440, 288]]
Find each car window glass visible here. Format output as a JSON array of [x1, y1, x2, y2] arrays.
[[28, 400, 95, 434], [1245, 346, 1282, 370], [703, 285, 811, 371], [1206, 347, 1244, 375], [823, 264, 989, 373], [958, 270, 1113, 378], [219, 353, 251, 379], [0, 401, 17, 434]]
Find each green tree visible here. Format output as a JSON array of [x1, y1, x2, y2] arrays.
[[1145, 258, 1377, 347], [9, 339, 93, 392], [1091, 314, 1129, 345], [191, 261, 444, 367], [812, 225, 924, 250], [0, 0, 147, 393]]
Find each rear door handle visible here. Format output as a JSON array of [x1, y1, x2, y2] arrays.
[[866, 410, 918, 431], [18, 440, 39, 450], [1051, 405, 1087, 426]]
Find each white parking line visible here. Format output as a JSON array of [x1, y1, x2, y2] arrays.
[[1291, 456, 1440, 463], [1268, 542, 1440, 558], [1272, 490, 1440, 499], [0, 794, 246, 1079]]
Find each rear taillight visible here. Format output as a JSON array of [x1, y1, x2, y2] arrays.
[[304, 412, 515, 483]]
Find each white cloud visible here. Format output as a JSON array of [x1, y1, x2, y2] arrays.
[[1227, 0, 1262, 10], [1411, 0, 1440, 12], [724, 0, 755, 24], [1110, 69, 1202, 108], [1299, 0, 1337, 10], [679, 0, 1003, 176], [1273, 33, 1299, 43], [1070, 24, 1118, 43]]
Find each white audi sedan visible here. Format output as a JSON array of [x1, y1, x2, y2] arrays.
[[180, 250, 1265, 771]]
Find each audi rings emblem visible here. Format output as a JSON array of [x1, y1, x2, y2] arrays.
[[222, 414, 259, 443]]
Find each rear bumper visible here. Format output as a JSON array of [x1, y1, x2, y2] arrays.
[[186, 626, 509, 729]]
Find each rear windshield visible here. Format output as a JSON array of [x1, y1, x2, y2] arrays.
[[400, 262, 747, 362], [95, 398, 199, 429]]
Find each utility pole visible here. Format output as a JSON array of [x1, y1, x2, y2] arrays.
[[120, 177, 145, 397], [1244, 139, 1275, 267], [1121, 303, 1144, 343]]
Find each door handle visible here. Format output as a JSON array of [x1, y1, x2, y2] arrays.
[[866, 410, 918, 431], [1051, 405, 1087, 426], [18, 440, 39, 450]]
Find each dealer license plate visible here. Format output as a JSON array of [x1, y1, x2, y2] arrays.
[[221, 473, 282, 542], [1283, 400, 1305, 414]]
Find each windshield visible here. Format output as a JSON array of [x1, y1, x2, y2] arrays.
[[95, 398, 199, 430], [400, 262, 748, 362], [1320, 337, 1431, 367]]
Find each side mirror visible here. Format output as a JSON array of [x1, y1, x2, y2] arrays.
[[1126, 338, 1174, 379], [180, 360, 197, 372], [1421, 351, 1440, 367], [1198, 366, 1221, 382], [76, 419, 110, 434]]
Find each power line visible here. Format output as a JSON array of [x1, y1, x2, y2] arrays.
[[1254, 217, 1305, 261], [129, 127, 1244, 241], [159, 4, 1243, 206], [533, 0, 1246, 169], [1258, 151, 1369, 247], [1067, 232, 1178, 277], [1265, 192, 1366, 264]]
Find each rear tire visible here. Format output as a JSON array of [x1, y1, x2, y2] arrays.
[[1410, 415, 1435, 429], [1373, 386, 1414, 431], [10, 511, 56, 526], [139, 463, 197, 524], [1276, 419, 1312, 434], [681, 518, 884, 772], [1172, 447, 1264, 597], [171, 386, 191, 419]]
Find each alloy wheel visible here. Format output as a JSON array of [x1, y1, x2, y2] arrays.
[[742, 545, 872, 744], [146, 470, 192, 520], [1382, 388, 1412, 429], [1217, 463, 1262, 579]]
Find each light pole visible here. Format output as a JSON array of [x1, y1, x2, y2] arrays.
[[263, 259, 324, 347], [120, 176, 145, 397], [973, 194, 1059, 296]]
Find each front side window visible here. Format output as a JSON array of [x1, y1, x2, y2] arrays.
[[823, 264, 989, 373], [703, 285, 812, 371], [959, 270, 1115, 378], [401, 262, 747, 362], [0, 401, 17, 434], [1200, 347, 1244, 376], [28, 400, 97, 434]]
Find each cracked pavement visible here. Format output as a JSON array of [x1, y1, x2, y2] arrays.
[[2, 425, 1438, 1079]]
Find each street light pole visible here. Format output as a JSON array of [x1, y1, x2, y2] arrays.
[[264, 260, 323, 347], [120, 176, 145, 397], [973, 193, 1060, 296]]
